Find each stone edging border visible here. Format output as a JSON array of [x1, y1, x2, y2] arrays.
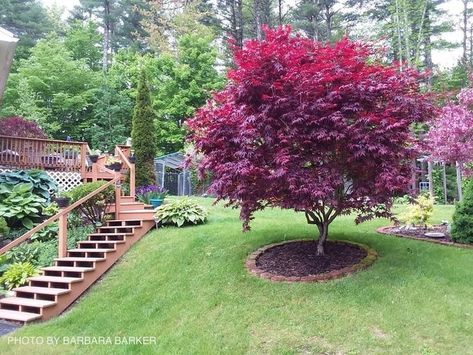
[[245, 239, 378, 283], [377, 226, 473, 250]]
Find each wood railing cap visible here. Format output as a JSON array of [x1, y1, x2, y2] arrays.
[[0, 135, 87, 146]]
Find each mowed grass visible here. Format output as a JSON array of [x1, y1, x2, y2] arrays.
[[1, 199, 471, 354]]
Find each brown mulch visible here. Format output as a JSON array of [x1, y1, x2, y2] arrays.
[[255, 240, 367, 277], [382, 225, 452, 243]]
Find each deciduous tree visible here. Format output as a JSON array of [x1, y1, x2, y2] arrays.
[[188, 27, 433, 255]]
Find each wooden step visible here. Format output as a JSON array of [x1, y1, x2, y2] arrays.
[[88, 235, 126, 242], [14, 286, 70, 296], [55, 257, 105, 263], [29, 276, 82, 284], [0, 217, 155, 324], [119, 210, 155, 221], [97, 227, 135, 234], [68, 248, 116, 253], [79, 240, 125, 246], [120, 196, 135, 203], [88, 233, 133, 237], [41, 266, 94, 273], [107, 220, 143, 227], [0, 309, 41, 322], [0, 297, 56, 308]]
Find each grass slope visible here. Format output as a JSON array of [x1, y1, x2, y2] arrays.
[[1, 200, 471, 354]]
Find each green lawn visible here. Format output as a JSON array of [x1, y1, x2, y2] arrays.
[[1, 199, 471, 354]]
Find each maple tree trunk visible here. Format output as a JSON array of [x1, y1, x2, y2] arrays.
[[316, 221, 329, 256]]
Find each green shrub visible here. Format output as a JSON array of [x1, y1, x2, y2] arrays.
[[0, 217, 9, 236], [0, 183, 47, 228], [399, 195, 434, 228], [0, 262, 38, 290], [0, 170, 58, 202], [5, 242, 40, 265], [65, 181, 114, 225], [393, 194, 411, 205], [451, 182, 473, 243], [31, 223, 59, 243], [42, 202, 59, 217], [33, 241, 58, 267], [154, 199, 208, 227]]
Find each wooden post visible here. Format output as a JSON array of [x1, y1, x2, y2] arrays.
[[456, 161, 463, 202], [80, 143, 86, 180], [115, 183, 122, 220], [427, 161, 434, 198], [58, 213, 68, 258], [442, 162, 448, 204], [130, 164, 135, 198], [92, 162, 98, 182]]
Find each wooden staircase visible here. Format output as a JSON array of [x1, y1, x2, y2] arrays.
[[0, 201, 154, 324]]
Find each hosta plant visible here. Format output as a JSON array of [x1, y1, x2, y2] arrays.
[[154, 199, 208, 227], [0, 262, 38, 290], [0, 183, 46, 229], [5, 242, 40, 265], [0, 170, 58, 202]]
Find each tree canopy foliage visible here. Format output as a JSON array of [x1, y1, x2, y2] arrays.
[[188, 27, 434, 254]]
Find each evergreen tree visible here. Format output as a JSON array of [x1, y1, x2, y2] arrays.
[[0, 0, 53, 62], [132, 70, 157, 187]]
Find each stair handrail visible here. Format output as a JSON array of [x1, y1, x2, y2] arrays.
[[115, 145, 135, 198], [0, 176, 121, 256]]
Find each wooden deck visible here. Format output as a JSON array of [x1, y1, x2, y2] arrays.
[[0, 135, 87, 174], [0, 137, 134, 192]]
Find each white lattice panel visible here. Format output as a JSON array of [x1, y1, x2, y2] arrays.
[[46, 171, 82, 192], [0, 168, 82, 192]]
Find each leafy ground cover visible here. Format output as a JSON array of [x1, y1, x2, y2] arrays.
[[1, 199, 470, 354]]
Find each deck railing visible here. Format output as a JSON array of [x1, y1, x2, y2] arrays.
[[0, 135, 88, 174]]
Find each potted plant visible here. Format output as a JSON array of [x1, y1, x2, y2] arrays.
[[105, 156, 123, 171], [88, 149, 101, 163], [53, 193, 71, 208], [136, 185, 168, 208]]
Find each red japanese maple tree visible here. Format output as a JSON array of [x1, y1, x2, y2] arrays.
[[187, 27, 434, 255], [0, 116, 47, 139]]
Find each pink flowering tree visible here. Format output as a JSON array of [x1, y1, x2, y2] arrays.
[[187, 27, 434, 255], [427, 86, 473, 164]]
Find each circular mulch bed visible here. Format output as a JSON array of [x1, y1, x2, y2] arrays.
[[377, 225, 473, 250], [246, 240, 377, 282]]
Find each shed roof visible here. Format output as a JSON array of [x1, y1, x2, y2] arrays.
[[155, 152, 185, 170]]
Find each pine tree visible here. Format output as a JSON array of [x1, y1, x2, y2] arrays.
[[132, 70, 157, 187]]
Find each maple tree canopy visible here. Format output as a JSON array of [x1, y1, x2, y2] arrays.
[[187, 27, 434, 254]]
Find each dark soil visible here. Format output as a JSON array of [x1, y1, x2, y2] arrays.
[[385, 225, 452, 243], [255, 240, 367, 277]]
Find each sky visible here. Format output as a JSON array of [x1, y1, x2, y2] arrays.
[[40, 0, 465, 69]]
